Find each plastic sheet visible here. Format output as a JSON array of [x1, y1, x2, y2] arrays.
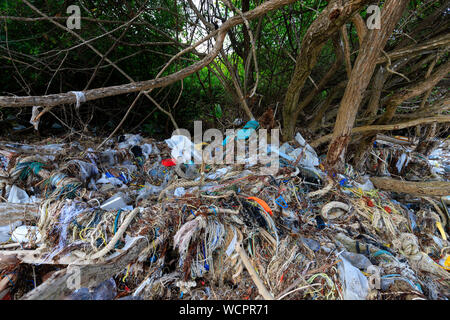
[[100, 193, 133, 211], [165, 135, 202, 164], [7, 185, 31, 204], [68, 278, 117, 300], [337, 256, 369, 300]]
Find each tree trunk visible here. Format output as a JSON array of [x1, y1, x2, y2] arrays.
[[282, 0, 371, 141], [351, 14, 367, 47], [326, 0, 409, 171], [376, 59, 450, 125], [364, 65, 387, 118]]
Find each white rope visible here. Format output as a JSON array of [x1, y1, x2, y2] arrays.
[[70, 91, 86, 109]]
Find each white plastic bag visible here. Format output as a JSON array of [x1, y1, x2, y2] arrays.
[[174, 187, 186, 198], [206, 167, 230, 180], [7, 185, 31, 204], [165, 135, 202, 164], [337, 256, 369, 300], [118, 134, 143, 149]]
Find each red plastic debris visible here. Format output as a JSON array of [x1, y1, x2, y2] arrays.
[[384, 206, 392, 213], [1, 292, 11, 300], [161, 158, 177, 167], [365, 198, 375, 207]]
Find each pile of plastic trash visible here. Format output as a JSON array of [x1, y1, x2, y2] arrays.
[[0, 123, 448, 300]]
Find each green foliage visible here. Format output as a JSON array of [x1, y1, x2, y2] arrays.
[[0, 0, 446, 135], [214, 104, 223, 119]]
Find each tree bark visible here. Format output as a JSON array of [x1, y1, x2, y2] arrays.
[[311, 115, 450, 147], [341, 25, 352, 79], [364, 65, 387, 118], [351, 14, 367, 47], [370, 177, 450, 197], [326, 0, 409, 171], [376, 59, 450, 125], [282, 0, 371, 141]]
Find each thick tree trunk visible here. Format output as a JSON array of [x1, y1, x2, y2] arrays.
[[282, 0, 371, 141], [325, 0, 409, 171]]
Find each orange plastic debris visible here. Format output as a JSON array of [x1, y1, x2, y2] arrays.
[[247, 196, 273, 216]]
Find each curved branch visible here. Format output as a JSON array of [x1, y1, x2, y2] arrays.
[[0, 0, 298, 108]]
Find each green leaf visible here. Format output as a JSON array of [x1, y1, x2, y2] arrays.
[[214, 104, 222, 118]]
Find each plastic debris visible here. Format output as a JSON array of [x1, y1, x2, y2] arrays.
[[338, 256, 369, 300], [0, 130, 448, 301], [11, 226, 41, 244], [7, 185, 31, 204]]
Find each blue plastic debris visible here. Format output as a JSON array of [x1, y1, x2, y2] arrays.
[[223, 120, 260, 145], [275, 195, 288, 208]]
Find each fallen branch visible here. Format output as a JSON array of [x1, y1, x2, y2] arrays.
[[21, 237, 147, 300], [0, 203, 40, 225], [235, 230, 274, 300], [376, 33, 450, 64], [370, 177, 450, 197], [375, 134, 414, 145], [310, 116, 450, 147]]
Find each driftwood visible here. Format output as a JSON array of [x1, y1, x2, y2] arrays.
[[370, 177, 450, 197], [235, 229, 274, 300], [311, 116, 450, 147], [0, 247, 92, 267], [21, 236, 147, 300], [0, 203, 40, 226]]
